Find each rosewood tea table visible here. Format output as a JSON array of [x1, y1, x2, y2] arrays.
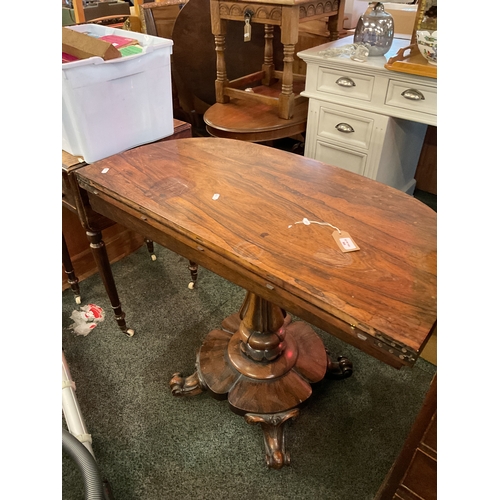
[[75, 138, 437, 468]]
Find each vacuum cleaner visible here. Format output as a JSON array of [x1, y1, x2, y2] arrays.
[[62, 350, 114, 500]]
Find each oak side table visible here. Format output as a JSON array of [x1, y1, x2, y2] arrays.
[[210, 0, 345, 119]]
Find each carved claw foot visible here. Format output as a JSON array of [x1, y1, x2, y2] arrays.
[[245, 408, 299, 469], [169, 371, 205, 397], [325, 350, 353, 380]]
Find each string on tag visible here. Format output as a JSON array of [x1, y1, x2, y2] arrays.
[[288, 217, 360, 253], [288, 217, 341, 233]]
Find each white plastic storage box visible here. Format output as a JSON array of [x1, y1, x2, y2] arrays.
[[62, 24, 174, 163]]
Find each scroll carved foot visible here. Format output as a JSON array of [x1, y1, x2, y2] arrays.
[[169, 370, 205, 397], [325, 350, 353, 380], [245, 408, 299, 469]]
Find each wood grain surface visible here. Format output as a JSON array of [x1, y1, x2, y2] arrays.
[[204, 97, 308, 142], [76, 138, 437, 366]]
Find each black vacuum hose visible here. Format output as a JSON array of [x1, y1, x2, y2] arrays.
[[62, 428, 105, 500]]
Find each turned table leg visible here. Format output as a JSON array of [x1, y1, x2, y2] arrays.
[[62, 233, 81, 304], [211, 0, 229, 105], [145, 239, 157, 261], [278, 7, 299, 119], [144, 238, 198, 289], [327, 0, 346, 41], [169, 291, 352, 468], [86, 229, 134, 337], [261, 24, 276, 86], [187, 260, 198, 289]]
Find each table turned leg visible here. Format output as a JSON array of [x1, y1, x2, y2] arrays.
[[187, 260, 199, 290], [86, 229, 134, 337], [169, 291, 352, 468], [145, 239, 157, 261], [278, 43, 296, 119], [277, 7, 299, 119], [262, 24, 276, 86], [62, 233, 81, 304], [214, 31, 229, 104], [144, 238, 198, 289], [327, 1, 345, 41]]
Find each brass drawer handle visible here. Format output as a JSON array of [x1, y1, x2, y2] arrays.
[[335, 123, 355, 133], [336, 76, 356, 87], [401, 88, 425, 101]]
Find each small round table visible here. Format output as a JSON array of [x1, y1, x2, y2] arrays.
[[204, 97, 308, 143]]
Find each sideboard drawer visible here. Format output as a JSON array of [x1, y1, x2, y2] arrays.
[[316, 66, 375, 102], [385, 80, 437, 117], [317, 105, 374, 150], [314, 140, 367, 176]]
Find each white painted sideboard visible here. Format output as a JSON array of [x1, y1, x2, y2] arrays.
[[297, 36, 437, 194]]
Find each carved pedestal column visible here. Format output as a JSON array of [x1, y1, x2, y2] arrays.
[[170, 291, 353, 469]]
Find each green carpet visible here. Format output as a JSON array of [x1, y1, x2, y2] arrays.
[[62, 243, 436, 500]]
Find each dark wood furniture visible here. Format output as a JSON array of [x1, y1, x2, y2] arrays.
[[62, 119, 194, 333], [376, 374, 437, 499], [62, 232, 82, 304], [414, 125, 437, 195], [75, 137, 437, 468], [62, 201, 145, 296], [139, 0, 199, 128]]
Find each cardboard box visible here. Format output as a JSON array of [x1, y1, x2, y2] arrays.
[[62, 28, 121, 61]]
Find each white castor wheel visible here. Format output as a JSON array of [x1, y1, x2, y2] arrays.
[[150, 254, 157, 261], [188, 281, 195, 290], [125, 328, 135, 337], [75, 295, 81, 305]]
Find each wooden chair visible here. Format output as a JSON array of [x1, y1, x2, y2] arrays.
[[87, 14, 142, 32], [68, 0, 142, 32], [140, 0, 185, 38]]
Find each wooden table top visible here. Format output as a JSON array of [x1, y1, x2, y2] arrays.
[[76, 138, 437, 367], [204, 97, 308, 142]]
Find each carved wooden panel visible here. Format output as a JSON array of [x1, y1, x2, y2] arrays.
[[218, 0, 340, 23], [219, 2, 283, 23]]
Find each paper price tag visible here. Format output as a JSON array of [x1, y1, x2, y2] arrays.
[[332, 231, 360, 253]]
